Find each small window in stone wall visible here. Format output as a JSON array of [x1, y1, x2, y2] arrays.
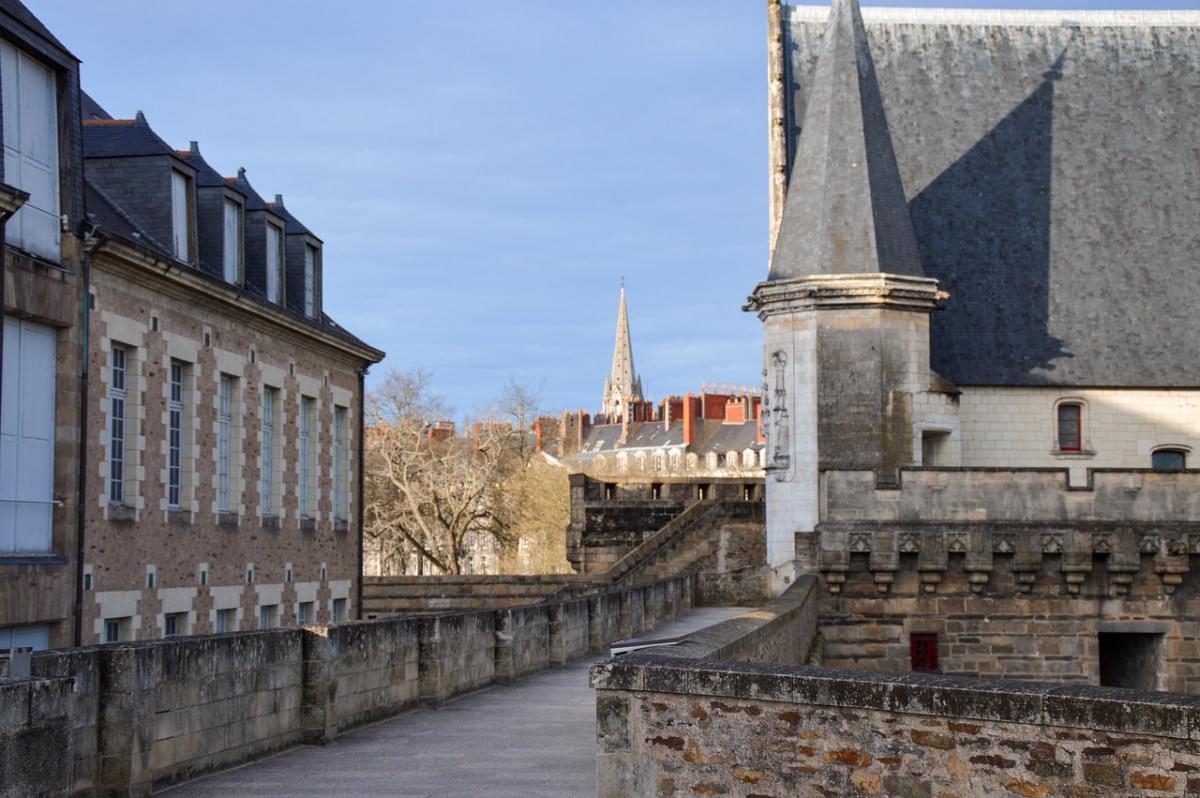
[[1152, 449, 1187, 472], [1099, 632, 1161, 690], [1057, 403, 1082, 452], [910, 633, 939, 673], [651, 483, 662, 501], [604, 483, 616, 501]]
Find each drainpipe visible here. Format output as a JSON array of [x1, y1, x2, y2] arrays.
[[356, 365, 367, 619], [73, 226, 99, 646]]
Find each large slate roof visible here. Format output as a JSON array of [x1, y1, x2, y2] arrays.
[[781, 6, 1200, 387], [82, 113, 188, 164]]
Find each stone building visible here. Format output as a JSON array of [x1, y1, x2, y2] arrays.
[[76, 99, 383, 644], [0, 0, 86, 651], [749, 0, 1200, 690]]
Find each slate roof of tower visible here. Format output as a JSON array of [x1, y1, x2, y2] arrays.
[[770, 0, 922, 281], [780, 5, 1200, 387], [606, 287, 642, 401]]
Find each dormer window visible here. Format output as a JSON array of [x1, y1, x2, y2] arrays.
[[1, 40, 60, 260], [304, 244, 318, 317], [170, 170, 191, 261], [265, 221, 283, 302], [222, 198, 241, 284]]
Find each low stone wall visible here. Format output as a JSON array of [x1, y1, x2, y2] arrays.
[[362, 574, 589, 615], [0, 676, 74, 798], [0, 573, 694, 795], [592, 660, 1200, 798]]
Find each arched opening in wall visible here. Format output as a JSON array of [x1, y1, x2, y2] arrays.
[[1152, 447, 1188, 471], [1057, 402, 1082, 452]]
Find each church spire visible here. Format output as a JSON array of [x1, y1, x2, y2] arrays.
[[768, 0, 923, 281], [601, 286, 643, 422]]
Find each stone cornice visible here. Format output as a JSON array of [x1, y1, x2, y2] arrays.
[[90, 236, 384, 367], [0, 182, 30, 222], [743, 273, 948, 319]]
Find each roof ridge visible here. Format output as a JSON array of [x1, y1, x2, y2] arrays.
[[786, 4, 1200, 28]]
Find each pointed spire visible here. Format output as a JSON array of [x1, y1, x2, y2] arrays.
[[768, 0, 923, 281], [601, 286, 643, 421]]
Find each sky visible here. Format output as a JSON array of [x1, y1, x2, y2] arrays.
[[29, 0, 1198, 417]]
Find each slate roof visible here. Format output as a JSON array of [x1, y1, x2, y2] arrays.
[[179, 145, 241, 191], [574, 419, 762, 459], [267, 196, 320, 240], [781, 5, 1200, 387], [228, 169, 271, 212], [81, 91, 112, 121], [0, 0, 73, 57], [82, 112, 188, 164], [771, 0, 922, 281]]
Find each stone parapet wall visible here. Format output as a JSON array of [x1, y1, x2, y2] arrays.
[[1, 573, 694, 795], [592, 659, 1200, 798], [0, 676, 74, 798]]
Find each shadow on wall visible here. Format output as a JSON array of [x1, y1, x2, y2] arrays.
[[912, 48, 1073, 384]]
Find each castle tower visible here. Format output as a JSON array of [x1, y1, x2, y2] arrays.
[[600, 286, 643, 422], [746, 0, 946, 593]]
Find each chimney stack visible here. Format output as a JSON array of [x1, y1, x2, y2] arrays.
[[683, 393, 697, 447]]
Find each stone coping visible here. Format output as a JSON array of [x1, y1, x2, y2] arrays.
[[591, 657, 1200, 741], [606, 575, 817, 661]]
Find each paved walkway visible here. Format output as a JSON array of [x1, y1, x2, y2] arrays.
[[163, 606, 747, 798]]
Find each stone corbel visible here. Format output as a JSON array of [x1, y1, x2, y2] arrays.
[[819, 527, 850, 594], [1059, 531, 1092, 595], [1153, 535, 1189, 594], [1011, 529, 1043, 594], [1104, 528, 1140, 597], [963, 528, 993, 594], [869, 529, 899, 594], [917, 531, 948, 594]]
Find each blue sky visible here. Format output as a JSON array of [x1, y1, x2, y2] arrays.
[[30, 0, 1197, 416]]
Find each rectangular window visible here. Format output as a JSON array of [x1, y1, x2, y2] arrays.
[[332, 598, 347, 624], [304, 244, 317, 317], [910, 633, 939, 673], [265, 223, 282, 302], [104, 618, 129, 644], [1057, 404, 1081, 452], [1152, 449, 1187, 472], [171, 170, 190, 260], [0, 624, 50, 652], [259, 604, 278, 630], [333, 406, 348, 520], [261, 387, 277, 516], [167, 361, 185, 508], [0, 40, 59, 259], [222, 198, 240, 284], [164, 613, 186, 638], [1, 317, 56, 553], [218, 375, 234, 512], [216, 608, 235, 634], [299, 397, 313, 517], [298, 601, 313, 626], [109, 346, 128, 504]]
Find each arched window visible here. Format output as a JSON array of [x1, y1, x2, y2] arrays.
[[1152, 448, 1188, 471], [1057, 402, 1082, 452]]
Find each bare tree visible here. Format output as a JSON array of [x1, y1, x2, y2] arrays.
[[365, 370, 531, 575]]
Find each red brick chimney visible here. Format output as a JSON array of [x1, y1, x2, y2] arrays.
[[683, 393, 697, 446], [755, 400, 765, 445]]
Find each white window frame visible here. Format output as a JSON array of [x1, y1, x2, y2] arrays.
[[109, 346, 128, 505], [304, 244, 317, 317], [260, 386, 276, 516], [298, 601, 312, 626], [171, 170, 190, 261], [215, 608, 235, 634], [222, 197, 241, 284], [299, 396, 313, 517], [265, 223, 283, 303], [333, 406, 348, 521], [167, 361, 184, 509], [218, 375, 233, 512], [1, 317, 56, 553], [0, 40, 60, 260]]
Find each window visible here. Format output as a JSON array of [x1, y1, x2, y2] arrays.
[[298, 601, 313, 626], [743, 484, 757, 501], [0, 40, 59, 259], [697, 484, 710, 501], [218, 375, 234, 512], [164, 613, 186, 638], [109, 346, 128, 504], [259, 604, 278, 629], [265, 223, 283, 302], [0, 624, 49, 652], [332, 598, 347, 624], [604, 483, 615, 501], [261, 387, 277, 516], [1, 317, 56, 552], [171, 170, 190, 260], [304, 244, 317, 317], [910, 633, 939, 673], [299, 397, 314, 517], [1057, 403, 1082, 452], [104, 618, 129, 644], [167, 361, 185, 508], [1099, 633, 1161, 690], [215, 608, 235, 634], [1152, 449, 1187, 472], [650, 483, 662, 501], [333, 406, 348, 520], [222, 198, 240, 284]]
